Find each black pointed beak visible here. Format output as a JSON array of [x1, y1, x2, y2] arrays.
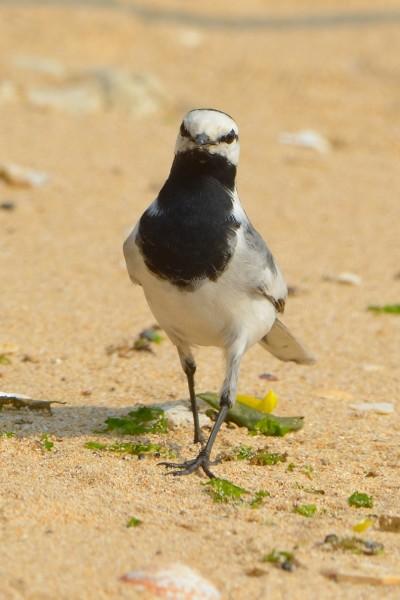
[[194, 133, 211, 146]]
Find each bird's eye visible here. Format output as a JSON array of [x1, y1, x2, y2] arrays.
[[221, 129, 236, 144], [180, 122, 190, 138]]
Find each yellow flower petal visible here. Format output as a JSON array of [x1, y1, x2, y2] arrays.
[[260, 390, 278, 413], [236, 394, 260, 411], [237, 390, 278, 414], [352, 518, 374, 533]]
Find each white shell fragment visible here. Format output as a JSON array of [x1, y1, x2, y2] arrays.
[[340, 272, 361, 285], [13, 55, 67, 79], [23, 66, 166, 116], [350, 402, 394, 415], [178, 30, 204, 48], [0, 80, 17, 105], [5, 55, 168, 116], [83, 69, 166, 115], [323, 272, 362, 286], [121, 563, 221, 599], [26, 84, 102, 114], [0, 392, 31, 400], [278, 129, 331, 154], [0, 162, 49, 187], [361, 363, 383, 372], [335, 272, 362, 286], [157, 401, 211, 429]]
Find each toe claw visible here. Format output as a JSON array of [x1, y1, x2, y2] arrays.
[[158, 462, 192, 470], [201, 464, 216, 478], [157, 450, 215, 478]]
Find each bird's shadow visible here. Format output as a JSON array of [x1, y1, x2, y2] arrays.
[[0, 400, 167, 439]]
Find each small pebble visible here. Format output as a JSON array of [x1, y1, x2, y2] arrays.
[[259, 372, 278, 381], [287, 285, 299, 297], [245, 567, 267, 577], [0, 162, 49, 188], [350, 402, 394, 415], [178, 30, 204, 48], [379, 515, 400, 533], [361, 363, 383, 372], [281, 560, 295, 572], [0, 201, 15, 210], [279, 129, 331, 154], [323, 272, 362, 286]]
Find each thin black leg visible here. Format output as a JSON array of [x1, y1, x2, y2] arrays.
[[202, 402, 229, 457], [159, 400, 229, 478], [177, 347, 204, 445], [160, 346, 243, 478], [185, 365, 204, 445]]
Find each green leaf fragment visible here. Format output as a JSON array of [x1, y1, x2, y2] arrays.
[[85, 441, 107, 450], [1, 431, 15, 438], [304, 487, 325, 495], [198, 392, 303, 437], [133, 325, 164, 352], [84, 440, 173, 457], [254, 416, 302, 437], [204, 478, 249, 503], [323, 534, 383, 555], [235, 445, 256, 460], [348, 492, 373, 508], [140, 327, 163, 344], [250, 490, 270, 509], [250, 450, 287, 466], [294, 503, 317, 517], [264, 549, 294, 564], [41, 434, 54, 451], [301, 465, 314, 480], [368, 304, 400, 314], [108, 442, 168, 456], [263, 549, 297, 571], [226, 445, 287, 465], [0, 354, 12, 365], [104, 406, 168, 435], [286, 462, 296, 472], [127, 517, 142, 528]]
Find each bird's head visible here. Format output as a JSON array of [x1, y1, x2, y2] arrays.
[[175, 108, 240, 166]]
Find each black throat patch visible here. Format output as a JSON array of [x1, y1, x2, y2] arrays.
[[136, 150, 240, 289]]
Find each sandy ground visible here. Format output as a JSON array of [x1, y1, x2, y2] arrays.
[[0, 2, 399, 599]]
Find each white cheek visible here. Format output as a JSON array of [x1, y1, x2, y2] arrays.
[[208, 141, 240, 166], [175, 135, 197, 154]]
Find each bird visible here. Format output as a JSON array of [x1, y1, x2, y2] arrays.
[[123, 108, 315, 478]]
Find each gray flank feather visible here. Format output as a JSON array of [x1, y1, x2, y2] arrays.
[[244, 223, 277, 275]]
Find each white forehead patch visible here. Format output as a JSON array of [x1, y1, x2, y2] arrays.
[[184, 109, 238, 140], [175, 108, 240, 166]]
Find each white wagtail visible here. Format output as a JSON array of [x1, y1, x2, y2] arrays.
[[123, 108, 314, 478]]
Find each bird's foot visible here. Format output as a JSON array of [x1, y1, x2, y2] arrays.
[[159, 449, 215, 478]]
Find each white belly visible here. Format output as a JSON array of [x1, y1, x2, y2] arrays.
[[140, 265, 276, 350], [124, 224, 277, 350]]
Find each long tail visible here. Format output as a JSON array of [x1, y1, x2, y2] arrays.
[[260, 319, 316, 365]]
